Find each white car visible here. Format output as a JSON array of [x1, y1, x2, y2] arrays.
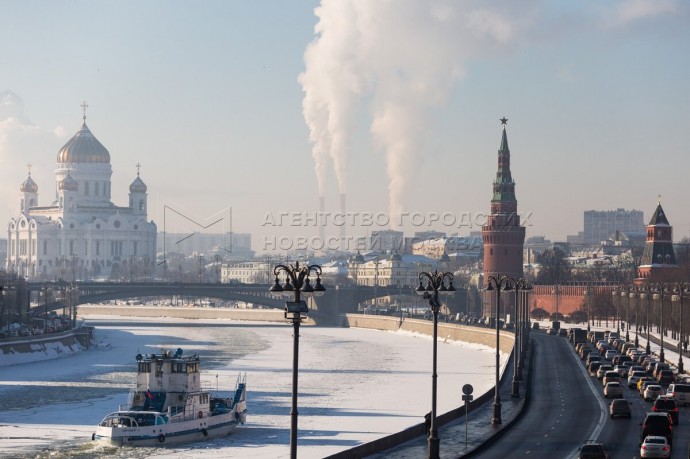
[[629, 371, 648, 388], [604, 381, 623, 398], [605, 349, 618, 360], [640, 435, 670, 458], [644, 385, 664, 402]]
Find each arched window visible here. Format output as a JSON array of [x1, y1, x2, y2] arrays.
[[139, 199, 145, 211]]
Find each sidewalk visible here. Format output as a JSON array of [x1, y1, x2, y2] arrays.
[[370, 343, 532, 458]]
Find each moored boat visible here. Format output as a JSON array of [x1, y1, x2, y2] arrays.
[[93, 348, 247, 446]]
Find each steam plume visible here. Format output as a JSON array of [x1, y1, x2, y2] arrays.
[[300, 1, 515, 224]]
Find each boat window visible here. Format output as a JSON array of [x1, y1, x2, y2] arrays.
[[138, 362, 151, 373], [187, 363, 198, 373], [155, 362, 163, 374], [172, 363, 187, 373]]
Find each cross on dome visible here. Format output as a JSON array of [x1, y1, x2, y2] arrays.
[[81, 101, 89, 122], [27, 163, 32, 176], [136, 162, 142, 176]]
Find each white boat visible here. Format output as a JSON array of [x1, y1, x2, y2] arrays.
[[93, 348, 247, 446]]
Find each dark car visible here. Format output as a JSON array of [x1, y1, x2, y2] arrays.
[[578, 442, 608, 459], [609, 399, 632, 419], [640, 412, 673, 445], [657, 370, 674, 385], [652, 397, 679, 425]]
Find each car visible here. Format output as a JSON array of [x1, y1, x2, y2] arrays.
[[667, 383, 690, 405], [605, 349, 618, 361], [597, 365, 613, 380], [630, 371, 649, 388], [614, 364, 630, 378], [609, 399, 632, 418], [653, 364, 671, 380], [586, 354, 602, 367], [639, 377, 655, 392], [558, 328, 567, 337], [644, 385, 664, 402], [640, 412, 673, 445], [589, 361, 602, 375], [640, 435, 671, 458], [602, 371, 621, 387], [578, 441, 609, 459], [604, 382, 623, 398], [547, 328, 557, 335], [656, 370, 674, 385], [581, 348, 593, 359], [652, 397, 679, 425]]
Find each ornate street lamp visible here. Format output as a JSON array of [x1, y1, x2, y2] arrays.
[[269, 261, 325, 459], [639, 285, 652, 355], [510, 278, 530, 397], [621, 288, 630, 342], [416, 270, 455, 459], [652, 284, 666, 363], [630, 289, 640, 347], [584, 284, 591, 333], [671, 283, 689, 373], [486, 275, 511, 425], [611, 288, 621, 336]]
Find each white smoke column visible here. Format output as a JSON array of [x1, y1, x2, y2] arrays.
[[340, 193, 346, 251], [319, 195, 326, 249], [302, 1, 516, 225], [300, 0, 370, 196]]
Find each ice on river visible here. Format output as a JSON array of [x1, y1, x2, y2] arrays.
[[0, 315, 505, 458]]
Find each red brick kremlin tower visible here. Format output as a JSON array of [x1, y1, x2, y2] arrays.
[[634, 200, 679, 284], [482, 118, 526, 282]]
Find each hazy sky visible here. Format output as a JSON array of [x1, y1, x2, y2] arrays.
[[0, 0, 688, 254]]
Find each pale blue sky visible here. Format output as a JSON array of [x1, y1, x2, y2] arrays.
[[0, 0, 688, 253]]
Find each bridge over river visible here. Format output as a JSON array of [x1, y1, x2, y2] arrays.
[[25, 281, 470, 324]]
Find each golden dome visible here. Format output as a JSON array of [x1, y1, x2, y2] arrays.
[[20, 174, 38, 193], [57, 122, 110, 164], [129, 175, 147, 193], [59, 172, 78, 191]]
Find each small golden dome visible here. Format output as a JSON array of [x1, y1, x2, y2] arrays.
[[20, 175, 38, 193], [59, 172, 78, 191]]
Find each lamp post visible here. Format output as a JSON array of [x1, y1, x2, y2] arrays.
[[41, 284, 49, 334], [510, 278, 530, 397], [269, 261, 325, 459], [486, 275, 511, 425], [639, 285, 652, 355], [631, 290, 639, 347], [66, 283, 79, 329], [672, 283, 688, 373], [611, 288, 621, 336], [621, 288, 630, 342], [652, 284, 666, 364], [416, 270, 455, 459], [584, 284, 591, 333]]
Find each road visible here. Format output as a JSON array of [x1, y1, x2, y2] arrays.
[[473, 332, 604, 458], [475, 332, 690, 458]]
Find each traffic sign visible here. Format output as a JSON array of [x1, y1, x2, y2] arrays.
[[462, 384, 473, 395]]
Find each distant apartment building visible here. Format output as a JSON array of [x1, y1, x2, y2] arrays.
[[348, 252, 439, 288], [158, 232, 253, 259], [581, 209, 644, 245], [221, 260, 270, 284]]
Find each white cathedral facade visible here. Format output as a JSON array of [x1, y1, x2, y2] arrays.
[[6, 110, 157, 281]]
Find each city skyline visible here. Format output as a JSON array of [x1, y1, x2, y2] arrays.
[[1, 1, 688, 253]]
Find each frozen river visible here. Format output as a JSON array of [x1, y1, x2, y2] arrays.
[[0, 315, 504, 458]]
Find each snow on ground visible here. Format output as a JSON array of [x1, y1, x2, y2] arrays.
[[0, 314, 506, 458]]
